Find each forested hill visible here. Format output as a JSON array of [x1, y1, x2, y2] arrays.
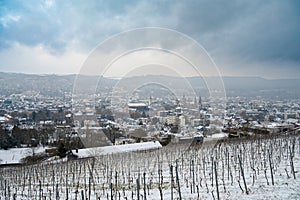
[[0, 72, 299, 98]]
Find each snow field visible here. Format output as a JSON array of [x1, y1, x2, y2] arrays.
[[0, 134, 299, 199]]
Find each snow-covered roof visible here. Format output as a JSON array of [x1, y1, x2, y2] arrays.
[[72, 141, 162, 158], [0, 116, 8, 122], [128, 102, 147, 107]]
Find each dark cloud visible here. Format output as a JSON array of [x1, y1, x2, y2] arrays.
[[165, 1, 300, 63], [0, 0, 299, 77]]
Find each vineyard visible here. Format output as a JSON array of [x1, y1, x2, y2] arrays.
[[0, 134, 299, 200]]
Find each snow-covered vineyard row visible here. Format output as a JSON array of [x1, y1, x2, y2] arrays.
[[0, 134, 299, 200]]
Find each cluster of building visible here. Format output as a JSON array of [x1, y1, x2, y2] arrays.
[[72, 89, 300, 147], [0, 93, 74, 148], [1, 89, 300, 150]]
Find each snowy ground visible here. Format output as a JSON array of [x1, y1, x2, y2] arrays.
[[0, 146, 46, 165], [0, 142, 162, 166], [0, 134, 299, 200]]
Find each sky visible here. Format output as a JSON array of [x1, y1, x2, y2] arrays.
[[0, 0, 299, 79]]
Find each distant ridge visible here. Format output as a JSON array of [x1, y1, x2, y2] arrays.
[[0, 72, 299, 98]]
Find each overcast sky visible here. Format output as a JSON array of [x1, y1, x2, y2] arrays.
[[0, 0, 299, 78]]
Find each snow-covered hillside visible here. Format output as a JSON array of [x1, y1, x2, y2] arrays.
[[0, 135, 299, 199]]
